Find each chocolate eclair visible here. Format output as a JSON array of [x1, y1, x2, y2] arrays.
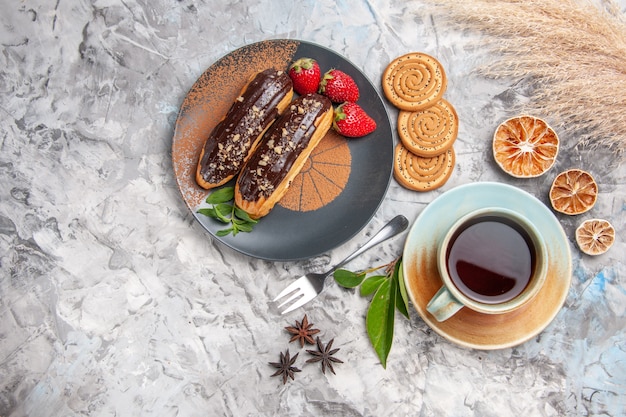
[[196, 68, 294, 189], [235, 93, 333, 219]]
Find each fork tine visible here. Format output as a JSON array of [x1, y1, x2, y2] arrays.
[[279, 292, 315, 315], [274, 278, 317, 314], [275, 289, 304, 309], [273, 281, 302, 302]]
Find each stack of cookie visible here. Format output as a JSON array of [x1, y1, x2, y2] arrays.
[[382, 52, 459, 192]]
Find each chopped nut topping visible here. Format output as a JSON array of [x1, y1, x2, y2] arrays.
[[232, 134, 240, 142]]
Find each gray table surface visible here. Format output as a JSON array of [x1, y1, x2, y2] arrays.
[[1, 1, 625, 416]]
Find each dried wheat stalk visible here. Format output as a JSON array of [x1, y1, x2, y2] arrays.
[[421, 0, 626, 161]]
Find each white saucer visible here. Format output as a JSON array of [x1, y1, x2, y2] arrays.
[[402, 182, 572, 350]]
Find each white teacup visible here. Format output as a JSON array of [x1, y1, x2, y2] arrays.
[[426, 207, 548, 322]]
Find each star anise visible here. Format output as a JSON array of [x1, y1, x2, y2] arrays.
[[306, 337, 344, 375], [285, 314, 320, 347], [269, 349, 301, 384]]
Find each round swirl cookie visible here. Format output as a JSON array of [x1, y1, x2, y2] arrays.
[[393, 143, 455, 192], [397, 99, 458, 157], [382, 52, 447, 111]]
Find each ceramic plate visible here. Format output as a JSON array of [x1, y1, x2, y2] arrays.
[[402, 182, 572, 350], [172, 40, 393, 261]]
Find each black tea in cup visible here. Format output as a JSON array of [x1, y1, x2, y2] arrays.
[[445, 215, 536, 304]]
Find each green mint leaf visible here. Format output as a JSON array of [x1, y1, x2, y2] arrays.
[[366, 278, 396, 368], [213, 203, 233, 223], [232, 215, 257, 226], [197, 207, 218, 219], [234, 221, 254, 233], [216, 227, 234, 237], [334, 269, 366, 288], [360, 275, 387, 297], [396, 259, 410, 319], [198, 186, 258, 236], [206, 186, 235, 204], [234, 207, 258, 224]]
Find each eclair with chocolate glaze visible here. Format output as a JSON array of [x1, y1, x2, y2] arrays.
[[196, 69, 294, 189], [235, 93, 333, 219]]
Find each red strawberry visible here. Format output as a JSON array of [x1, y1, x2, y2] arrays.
[[288, 57, 321, 95], [333, 102, 376, 138], [319, 69, 359, 103]]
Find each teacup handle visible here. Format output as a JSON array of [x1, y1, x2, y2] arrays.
[[426, 286, 464, 321]]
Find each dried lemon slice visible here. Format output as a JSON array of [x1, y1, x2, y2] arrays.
[[493, 115, 559, 178], [575, 219, 615, 255], [549, 169, 598, 215]]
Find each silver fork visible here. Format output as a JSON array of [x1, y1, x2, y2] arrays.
[[273, 215, 409, 314]]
